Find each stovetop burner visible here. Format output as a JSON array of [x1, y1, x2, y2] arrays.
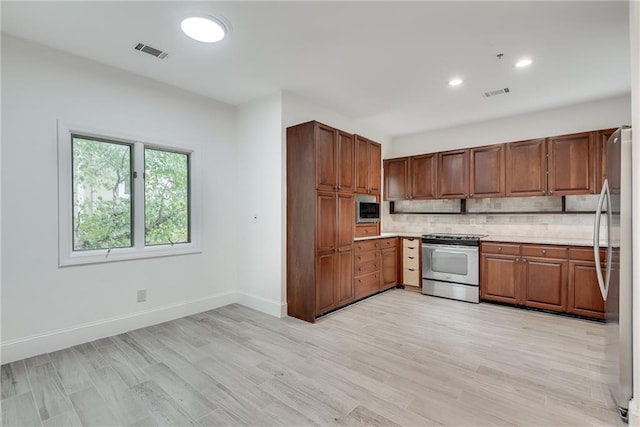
[[421, 233, 485, 246]]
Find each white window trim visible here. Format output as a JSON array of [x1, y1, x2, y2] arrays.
[[57, 121, 202, 267]]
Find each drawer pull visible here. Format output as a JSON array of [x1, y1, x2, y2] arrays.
[[408, 268, 415, 271], [408, 256, 415, 259], [408, 246, 415, 250], [407, 238, 415, 241], [498, 247, 502, 252], [542, 249, 547, 255]]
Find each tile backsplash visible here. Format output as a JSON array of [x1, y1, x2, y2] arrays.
[[383, 195, 601, 241]]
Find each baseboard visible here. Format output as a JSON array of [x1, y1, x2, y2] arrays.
[[629, 398, 640, 426], [236, 292, 286, 318], [1, 291, 237, 364]]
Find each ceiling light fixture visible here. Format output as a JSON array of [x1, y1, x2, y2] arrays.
[[515, 58, 533, 68], [448, 78, 463, 87], [181, 16, 226, 43]]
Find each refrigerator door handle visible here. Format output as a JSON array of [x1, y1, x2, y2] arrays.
[[593, 180, 612, 300]]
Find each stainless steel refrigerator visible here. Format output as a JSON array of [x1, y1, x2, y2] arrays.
[[593, 126, 633, 421]]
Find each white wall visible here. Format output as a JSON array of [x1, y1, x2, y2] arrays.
[[1, 36, 239, 362], [236, 93, 286, 316], [387, 94, 631, 158]]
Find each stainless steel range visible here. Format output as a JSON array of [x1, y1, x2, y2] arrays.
[[421, 233, 483, 303]]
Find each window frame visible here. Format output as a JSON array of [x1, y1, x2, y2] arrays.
[[58, 122, 201, 266]]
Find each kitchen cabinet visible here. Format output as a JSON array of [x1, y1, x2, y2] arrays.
[[505, 138, 547, 197], [411, 153, 438, 200], [470, 144, 505, 198], [547, 132, 595, 195], [381, 239, 399, 288], [481, 242, 603, 319], [355, 223, 379, 238], [568, 248, 605, 319], [521, 245, 568, 312], [287, 121, 358, 322], [383, 157, 410, 201], [480, 243, 521, 304], [315, 124, 355, 193], [596, 128, 618, 193], [356, 135, 381, 196], [401, 237, 421, 287], [437, 149, 469, 199]]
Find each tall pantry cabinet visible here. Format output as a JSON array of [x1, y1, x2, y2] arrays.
[[287, 121, 356, 322]]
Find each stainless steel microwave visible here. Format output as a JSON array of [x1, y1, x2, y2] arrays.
[[356, 195, 380, 223]]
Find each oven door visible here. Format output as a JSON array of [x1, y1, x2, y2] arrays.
[[422, 243, 479, 286]]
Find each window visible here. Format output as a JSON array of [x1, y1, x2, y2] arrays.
[[58, 123, 200, 266]]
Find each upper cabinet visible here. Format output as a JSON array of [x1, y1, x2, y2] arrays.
[[547, 131, 594, 195], [315, 123, 355, 193], [355, 135, 381, 196], [437, 149, 469, 199], [595, 128, 617, 193], [383, 157, 409, 201], [470, 144, 505, 198], [506, 138, 547, 197], [411, 153, 438, 200], [382, 127, 612, 201]]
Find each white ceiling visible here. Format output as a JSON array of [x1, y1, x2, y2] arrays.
[[1, 1, 631, 137]]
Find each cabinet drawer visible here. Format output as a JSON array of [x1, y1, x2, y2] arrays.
[[403, 267, 420, 287], [402, 237, 420, 249], [521, 245, 567, 259], [354, 250, 379, 264], [355, 272, 380, 298], [379, 238, 397, 249], [481, 242, 520, 256], [569, 247, 605, 261], [355, 259, 380, 275], [355, 224, 378, 238], [354, 239, 381, 253], [403, 256, 419, 270]]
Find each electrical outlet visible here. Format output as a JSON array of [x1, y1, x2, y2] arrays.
[[137, 289, 147, 303]]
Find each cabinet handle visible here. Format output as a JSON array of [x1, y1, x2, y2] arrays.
[[515, 257, 520, 262], [498, 247, 502, 252], [408, 268, 415, 271], [374, 264, 378, 268], [470, 193, 474, 197], [542, 249, 547, 255], [408, 256, 415, 259], [408, 246, 415, 250]]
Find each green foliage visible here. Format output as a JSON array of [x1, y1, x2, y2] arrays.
[[145, 148, 189, 245], [73, 137, 132, 250], [72, 137, 189, 251]]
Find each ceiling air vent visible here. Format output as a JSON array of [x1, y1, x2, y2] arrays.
[[483, 87, 510, 98], [134, 43, 168, 59]]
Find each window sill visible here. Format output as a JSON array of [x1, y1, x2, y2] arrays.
[[59, 244, 202, 267]]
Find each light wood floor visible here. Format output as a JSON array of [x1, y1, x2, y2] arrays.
[[1, 289, 623, 426]]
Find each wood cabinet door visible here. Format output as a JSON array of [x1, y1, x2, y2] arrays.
[[522, 257, 567, 312], [506, 139, 547, 196], [316, 192, 336, 252], [336, 193, 355, 248], [337, 130, 355, 192], [355, 136, 370, 194], [470, 144, 505, 198], [411, 154, 437, 199], [547, 132, 595, 195], [335, 248, 354, 306], [437, 149, 469, 199], [315, 252, 335, 315], [384, 158, 409, 201], [480, 254, 520, 304], [381, 246, 398, 288], [568, 260, 605, 319], [369, 142, 382, 196], [596, 128, 617, 193], [315, 124, 337, 192]]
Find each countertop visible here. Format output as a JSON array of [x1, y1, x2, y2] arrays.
[[355, 232, 597, 247]]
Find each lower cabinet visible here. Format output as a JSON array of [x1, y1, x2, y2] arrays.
[[354, 238, 399, 300], [567, 248, 605, 319], [481, 242, 603, 319], [316, 248, 355, 316], [401, 237, 421, 287]]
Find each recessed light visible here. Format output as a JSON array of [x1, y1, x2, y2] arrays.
[[515, 58, 533, 68], [448, 78, 463, 87], [181, 16, 226, 43]]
